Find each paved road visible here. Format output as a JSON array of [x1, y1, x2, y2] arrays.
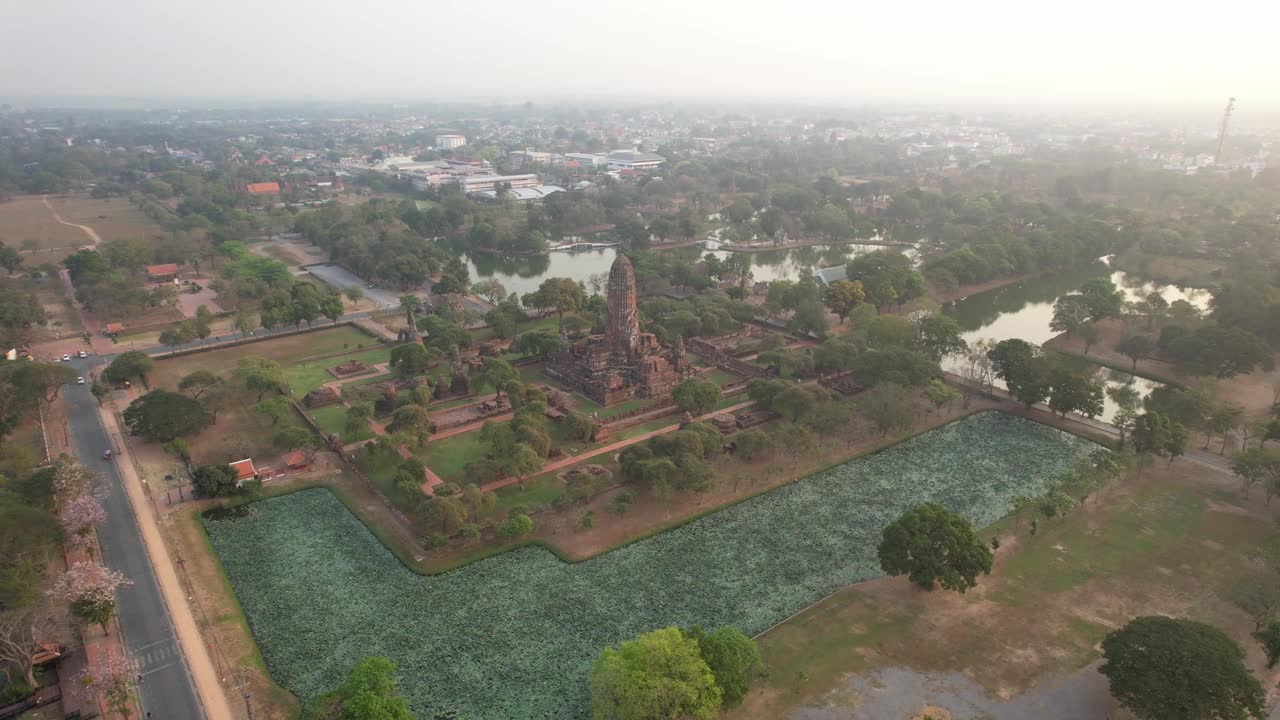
[[303, 263, 400, 309], [61, 358, 204, 720]]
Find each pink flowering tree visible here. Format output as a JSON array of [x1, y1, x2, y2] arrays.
[[53, 461, 103, 504], [80, 651, 139, 718], [48, 562, 132, 632], [58, 495, 107, 548]]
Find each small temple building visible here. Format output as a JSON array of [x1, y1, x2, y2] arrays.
[[547, 254, 694, 405]]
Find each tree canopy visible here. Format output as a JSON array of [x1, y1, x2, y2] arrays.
[[122, 390, 212, 442], [589, 627, 722, 720], [877, 503, 993, 592], [1100, 617, 1265, 720]]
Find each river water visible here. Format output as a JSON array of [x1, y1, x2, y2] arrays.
[[465, 242, 903, 296], [943, 257, 1211, 422]]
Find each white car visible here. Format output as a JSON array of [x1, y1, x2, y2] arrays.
[[77, 377, 85, 385], [78, 350, 88, 358], [62, 354, 71, 361]]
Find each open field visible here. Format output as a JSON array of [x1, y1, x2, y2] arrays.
[[149, 325, 378, 388], [46, 195, 169, 244], [730, 458, 1280, 719], [0, 196, 93, 263], [280, 346, 391, 397], [204, 412, 1097, 719]]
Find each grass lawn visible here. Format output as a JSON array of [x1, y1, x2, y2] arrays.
[[0, 195, 95, 263], [703, 368, 742, 386], [47, 195, 169, 244], [307, 405, 373, 442], [282, 347, 392, 397], [494, 474, 564, 512], [419, 431, 488, 483], [728, 462, 1279, 719], [151, 325, 378, 388]]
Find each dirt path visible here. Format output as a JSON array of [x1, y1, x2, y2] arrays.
[[43, 195, 103, 245], [96, 404, 236, 720]]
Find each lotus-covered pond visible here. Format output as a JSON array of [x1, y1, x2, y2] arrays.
[[204, 412, 1099, 719]]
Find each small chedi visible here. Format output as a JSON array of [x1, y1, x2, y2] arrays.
[[547, 254, 695, 406]]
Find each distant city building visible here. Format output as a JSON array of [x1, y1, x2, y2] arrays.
[[564, 152, 609, 168], [453, 173, 540, 194], [471, 185, 565, 203], [244, 181, 280, 195], [435, 134, 467, 149], [605, 149, 664, 171]]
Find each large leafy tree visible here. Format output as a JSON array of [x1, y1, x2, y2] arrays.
[[1100, 616, 1265, 720], [590, 626, 722, 720], [122, 390, 212, 442], [1079, 277, 1124, 320], [521, 277, 586, 329], [987, 339, 1052, 407], [821, 280, 865, 323], [390, 343, 433, 377], [191, 464, 239, 498], [308, 656, 413, 720], [102, 350, 155, 388], [877, 503, 993, 592], [1047, 367, 1105, 418], [682, 626, 762, 708], [845, 250, 923, 312], [476, 357, 518, 400], [672, 379, 721, 417], [234, 357, 285, 400]]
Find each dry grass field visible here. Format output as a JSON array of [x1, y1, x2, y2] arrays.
[[0, 194, 169, 265], [0, 196, 91, 263], [46, 195, 168, 244]]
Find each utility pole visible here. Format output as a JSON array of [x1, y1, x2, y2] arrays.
[[1215, 97, 1236, 165]]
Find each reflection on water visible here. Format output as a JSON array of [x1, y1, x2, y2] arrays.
[[943, 260, 1210, 422], [465, 243, 915, 294]]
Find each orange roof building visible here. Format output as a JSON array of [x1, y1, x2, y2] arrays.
[[245, 181, 280, 195], [146, 263, 179, 279], [229, 458, 258, 482], [281, 451, 307, 469], [104, 322, 126, 334]]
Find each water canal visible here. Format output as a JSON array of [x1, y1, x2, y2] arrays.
[[942, 257, 1210, 421]]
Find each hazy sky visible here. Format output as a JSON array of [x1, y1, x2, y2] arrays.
[[3, 0, 1278, 110]]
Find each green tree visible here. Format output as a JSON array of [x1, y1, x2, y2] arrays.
[[234, 357, 285, 400], [1079, 323, 1101, 354], [915, 314, 967, 361], [589, 626, 722, 720], [1258, 621, 1280, 668], [497, 514, 534, 538], [822, 280, 865, 323], [272, 426, 314, 452], [682, 626, 762, 707], [1115, 334, 1155, 370], [177, 369, 220, 400], [1047, 368, 1105, 418], [90, 381, 109, 406], [122, 390, 212, 442], [1079, 277, 1123, 320], [877, 503, 993, 592], [308, 656, 413, 720], [1100, 617, 1265, 720], [103, 350, 155, 388], [477, 357, 518, 400], [504, 443, 543, 489], [1050, 294, 1090, 336], [522, 277, 587, 330], [191, 464, 239, 498], [390, 343, 432, 377], [386, 405, 431, 446], [672, 379, 721, 417], [345, 401, 374, 439]]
